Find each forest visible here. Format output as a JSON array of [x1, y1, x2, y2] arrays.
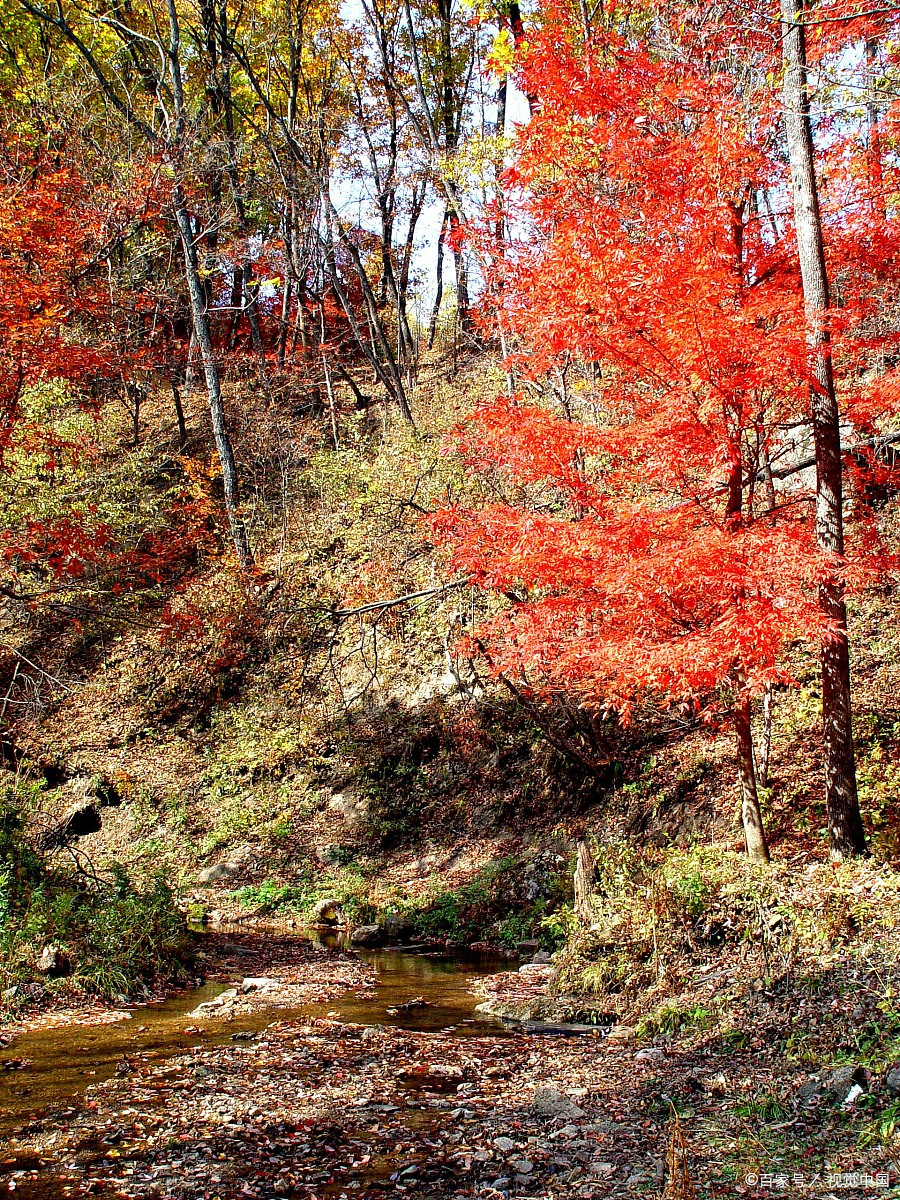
[[2, 0, 900, 1194]]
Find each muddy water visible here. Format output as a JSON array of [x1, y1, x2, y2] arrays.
[[0, 938, 509, 1138]]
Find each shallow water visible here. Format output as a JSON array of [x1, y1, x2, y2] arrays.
[[0, 935, 509, 1138], [322, 942, 511, 1034]]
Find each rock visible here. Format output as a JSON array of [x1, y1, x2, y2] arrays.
[[635, 1047, 665, 1061], [517, 939, 540, 956], [198, 862, 239, 884], [824, 1065, 869, 1102], [532, 950, 553, 964], [590, 1162, 616, 1176], [703, 1072, 728, 1095], [493, 1137, 516, 1153], [532, 1087, 584, 1120], [518, 1020, 603, 1036], [350, 924, 384, 948], [518, 962, 553, 976], [886, 1067, 900, 1094], [558, 1125, 581, 1139], [190, 988, 238, 1018], [328, 792, 349, 813], [797, 1077, 822, 1104], [511, 1160, 534, 1174], [311, 898, 343, 925], [327, 789, 366, 825], [607, 1025, 635, 1044], [383, 913, 414, 942], [490, 1180, 510, 1191], [199, 845, 253, 885], [241, 977, 274, 993], [35, 800, 102, 850], [218, 941, 255, 958], [37, 944, 68, 976]]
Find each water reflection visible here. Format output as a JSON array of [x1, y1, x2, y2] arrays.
[[0, 932, 509, 1135]]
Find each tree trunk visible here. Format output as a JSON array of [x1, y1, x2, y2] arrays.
[[398, 186, 424, 363], [174, 190, 253, 570], [170, 381, 187, 448], [755, 684, 774, 790], [428, 207, 448, 349], [781, 0, 867, 859], [227, 264, 243, 350], [184, 331, 197, 392], [573, 839, 595, 925], [866, 39, 884, 218], [736, 693, 770, 863], [242, 258, 265, 359], [277, 276, 291, 369]]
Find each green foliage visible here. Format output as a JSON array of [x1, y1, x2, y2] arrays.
[[843, 1008, 900, 1066], [635, 1002, 712, 1038], [859, 1099, 900, 1150], [496, 912, 534, 948], [199, 704, 311, 854], [0, 792, 45, 917], [856, 742, 900, 853], [407, 856, 522, 943], [230, 864, 374, 924], [540, 903, 577, 949], [732, 1091, 791, 1123], [70, 870, 192, 997], [0, 785, 191, 1006]]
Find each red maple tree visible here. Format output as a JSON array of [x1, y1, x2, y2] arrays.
[[0, 156, 211, 596], [434, 2, 900, 860]]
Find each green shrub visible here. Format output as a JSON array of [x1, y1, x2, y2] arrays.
[[408, 857, 524, 943], [636, 1001, 712, 1039], [0, 789, 191, 1005], [229, 866, 375, 924]]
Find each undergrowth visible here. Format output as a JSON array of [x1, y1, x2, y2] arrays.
[[0, 786, 192, 1011], [554, 841, 900, 1060]]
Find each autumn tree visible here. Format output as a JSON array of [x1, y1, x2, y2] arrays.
[[17, 0, 255, 567], [0, 158, 211, 633], [434, 2, 900, 861]]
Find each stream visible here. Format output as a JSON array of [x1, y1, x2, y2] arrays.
[[0, 935, 511, 1140]]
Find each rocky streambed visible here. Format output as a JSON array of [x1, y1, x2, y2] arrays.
[[3, 930, 899, 1200]]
